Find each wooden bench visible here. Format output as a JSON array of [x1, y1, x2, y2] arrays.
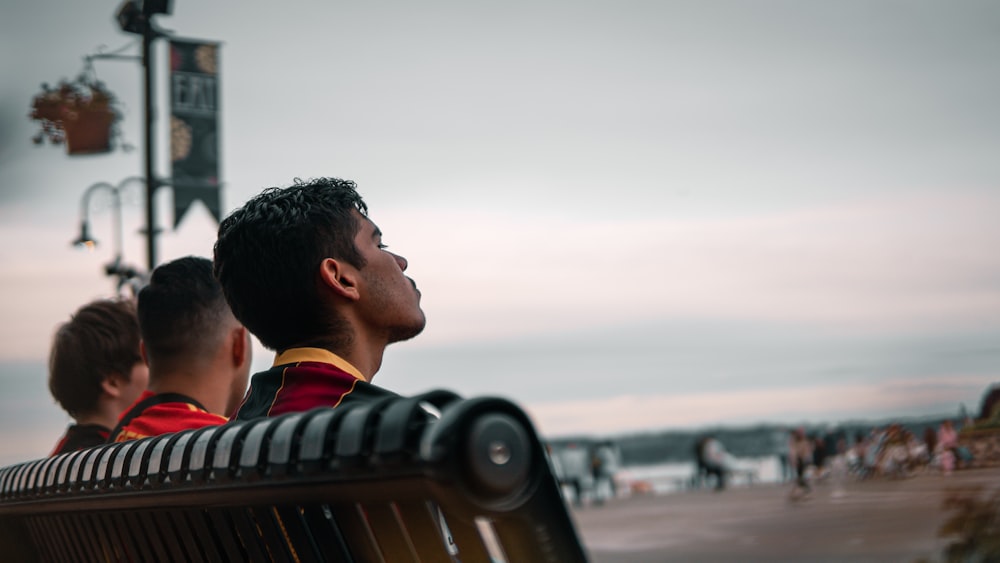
[[0, 392, 588, 562]]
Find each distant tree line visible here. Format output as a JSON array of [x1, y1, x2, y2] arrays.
[[548, 415, 954, 466]]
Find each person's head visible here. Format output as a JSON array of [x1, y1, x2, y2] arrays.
[[138, 256, 251, 412], [48, 299, 148, 421], [213, 177, 425, 355]]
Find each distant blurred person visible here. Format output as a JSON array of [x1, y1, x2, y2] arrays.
[[788, 427, 813, 499], [554, 443, 590, 507], [213, 178, 425, 420], [590, 442, 618, 504], [811, 434, 828, 476], [922, 426, 938, 466], [857, 426, 885, 477], [904, 429, 925, 469], [847, 431, 867, 475], [878, 424, 909, 478], [597, 442, 619, 498], [701, 435, 729, 491], [937, 419, 959, 475], [693, 435, 709, 487], [109, 257, 251, 442], [829, 438, 850, 499], [48, 299, 148, 455]]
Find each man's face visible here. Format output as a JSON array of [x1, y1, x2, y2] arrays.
[[352, 212, 426, 343]]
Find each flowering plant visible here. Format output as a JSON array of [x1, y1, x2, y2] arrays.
[[29, 76, 121, 154]]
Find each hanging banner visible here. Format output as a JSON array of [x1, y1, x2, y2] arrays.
[[170, 39, 221, 227]]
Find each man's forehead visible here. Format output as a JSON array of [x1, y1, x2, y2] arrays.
[[353, 212, 380, 237]]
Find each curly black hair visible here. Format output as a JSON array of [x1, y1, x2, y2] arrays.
[[213, 177, 368, 351]]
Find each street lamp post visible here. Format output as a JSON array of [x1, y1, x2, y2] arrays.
[[115, 0, 172, 271], [72, 176, 146, 294], [141, 13, 159, 270]]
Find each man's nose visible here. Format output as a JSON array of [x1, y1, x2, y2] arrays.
[[392, 252, 408, 271]]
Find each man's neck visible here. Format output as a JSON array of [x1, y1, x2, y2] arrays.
[[333, 331, 386, 383], [283, 342, 381, 382], [74, 408, 118, 430], [149, 372, 228, 416], [330, 348, 382, 383]]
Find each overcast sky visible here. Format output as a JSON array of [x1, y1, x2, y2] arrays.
[[1, 1, 998, 461]]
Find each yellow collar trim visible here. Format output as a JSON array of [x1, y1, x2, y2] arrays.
[[272, 347, 366, 382]]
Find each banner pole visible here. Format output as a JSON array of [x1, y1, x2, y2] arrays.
[[142, 22, 158, 271]]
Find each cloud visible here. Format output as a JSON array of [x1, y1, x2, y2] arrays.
[[377, 190, 1000, 344]]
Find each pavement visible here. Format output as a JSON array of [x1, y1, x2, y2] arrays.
[[571, 467, 999, 562]]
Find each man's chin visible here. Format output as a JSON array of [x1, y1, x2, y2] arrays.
[[388, 315, 426, 344]]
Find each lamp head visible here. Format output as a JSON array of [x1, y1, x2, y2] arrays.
[[116, 0, 172, 35], [72, 221, 97, 250]]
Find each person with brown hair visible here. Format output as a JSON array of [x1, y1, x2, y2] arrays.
[[48, 299, 148, 455]]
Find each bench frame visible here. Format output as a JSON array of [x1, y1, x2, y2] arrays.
[[0, 393, 588, 562]]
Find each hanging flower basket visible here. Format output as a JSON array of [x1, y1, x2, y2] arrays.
[[63, 107, 116, 154], [29, 77, 121, 155]]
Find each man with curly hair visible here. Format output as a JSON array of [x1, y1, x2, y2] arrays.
[[214, 177, 426, 420]]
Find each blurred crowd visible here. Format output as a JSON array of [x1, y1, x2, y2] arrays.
[[783, 418, 976, 499]]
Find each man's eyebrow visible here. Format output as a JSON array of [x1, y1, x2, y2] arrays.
[[371, 225, 382, 239]]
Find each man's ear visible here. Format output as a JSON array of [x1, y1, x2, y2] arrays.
[[318, 258, 361, 301], [231, 326, 250, 368], [100, 372, 126, 399], [140, 341, 148, 366]]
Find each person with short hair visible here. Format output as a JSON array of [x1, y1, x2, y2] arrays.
[[214, 177, 426, 420], [48, 299, 148, 455], [701, 435, 729, 491], [109, 256, 252, 442]]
